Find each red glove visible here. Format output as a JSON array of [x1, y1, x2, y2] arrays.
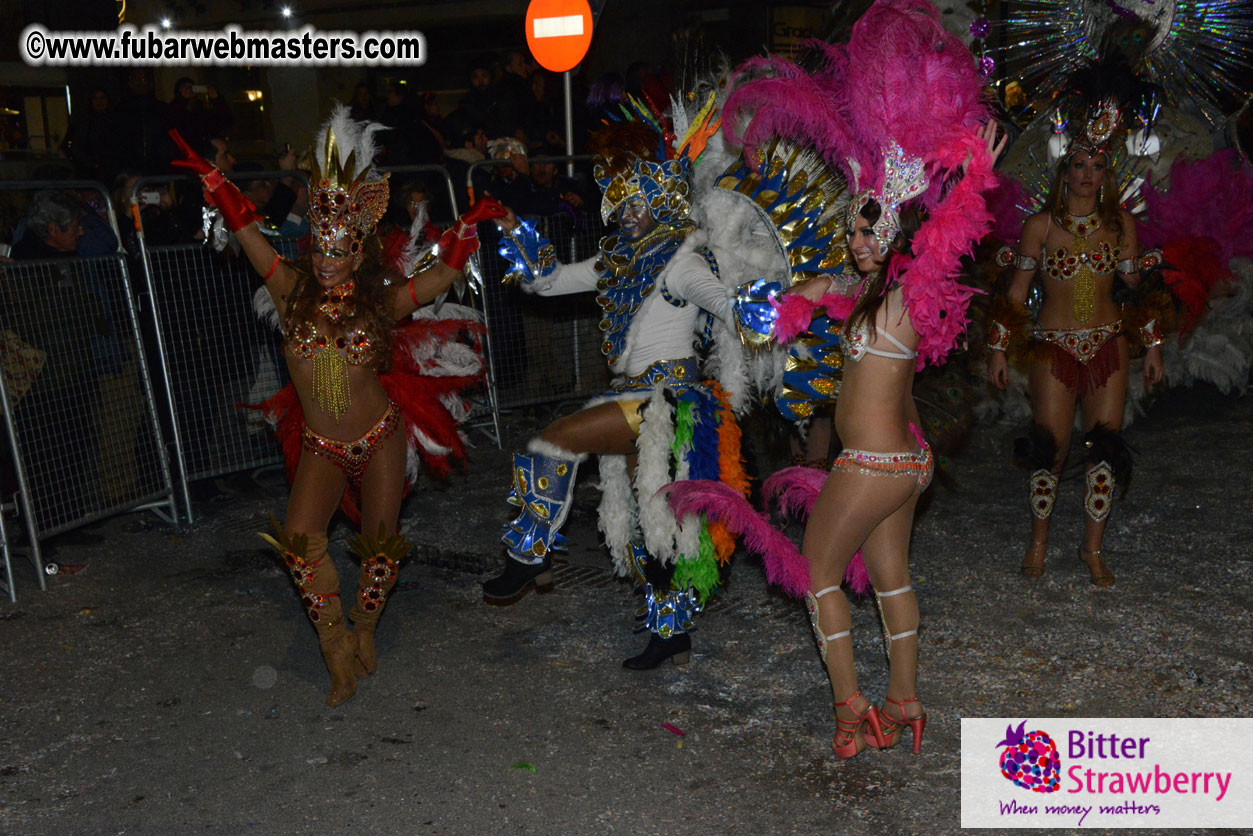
[[439, 196, 508, 271], [169, 129, 260, 233]]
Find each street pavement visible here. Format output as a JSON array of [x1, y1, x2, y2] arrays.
[[1, 387, 1249, 835]]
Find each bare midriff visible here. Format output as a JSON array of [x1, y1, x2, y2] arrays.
[[285, 335, 391, 440], [833, 290, 921, 453]]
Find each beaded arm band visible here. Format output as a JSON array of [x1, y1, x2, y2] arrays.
[[986, 319, 1011, 352], [1140, 318, 1164, 349], [1138, 249, 1164, 271], [985, 295, 1033, 356], [995, 246, 1038, 272], [1118, 248, 1166, 275]]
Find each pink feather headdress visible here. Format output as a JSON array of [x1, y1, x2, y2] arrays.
[[724, 0, 997, 369]]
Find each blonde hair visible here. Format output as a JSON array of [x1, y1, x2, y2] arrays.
[[1043, 152, 1124, 240]]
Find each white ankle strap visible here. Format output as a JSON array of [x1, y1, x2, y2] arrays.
[[825, 629, 851, 642], [813, 584, 842, 599], [887, 628, 918, 642], [877, 584, 913, 598]]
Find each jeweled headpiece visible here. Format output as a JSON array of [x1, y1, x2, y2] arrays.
[[592, 92, 718, 226], [308, 104, 390, 256], [594, 156, 693, 225], [846, 141, 928, 256], [724, 0, 996, 368], [1066, 97, 1121, 160]]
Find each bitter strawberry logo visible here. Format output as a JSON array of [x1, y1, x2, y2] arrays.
[[996, 721, 1061, 793]]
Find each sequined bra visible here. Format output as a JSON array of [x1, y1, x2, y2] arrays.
[[1042, 240, 1118, 282], [283, 315, 377, 422], [286, 318, 374, 366]]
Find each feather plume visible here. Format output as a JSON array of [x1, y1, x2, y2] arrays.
[[663, 479, 812, 599], [762, 465, 828, 520], [1139, 150, 1253, 265], [758, 464, 872, 596], [1084, 422, 1133, 496], [253, 284, 280, 331], [313, 102, 386, 181], [1012, 424, 1059, 472], [636, 388, 680, 563], [391, 202, 434, 279], [597, 454, 637, 574]]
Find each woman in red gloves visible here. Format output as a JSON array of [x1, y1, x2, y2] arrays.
[[171, 106, 505, 706]]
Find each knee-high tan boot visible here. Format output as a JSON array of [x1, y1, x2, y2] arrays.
[[348, 525, 412, 676], [260, 518, 357, 707]]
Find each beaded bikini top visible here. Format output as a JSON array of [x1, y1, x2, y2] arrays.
[[1042, 240, 1118, 281], [285, 319, 374, 365], [283, 280, 376, 421], [1044, 212, 1119, 323]]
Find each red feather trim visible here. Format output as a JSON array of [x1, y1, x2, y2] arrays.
[[1159, 236, 1232, 333]]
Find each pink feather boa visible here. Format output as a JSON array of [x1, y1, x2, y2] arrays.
[[661, 479, 872, 599], [1138, 149, 1253, 266], [892, 130, 996, 369], [770, 291, 856, 343], [761, 467, 871, 596]]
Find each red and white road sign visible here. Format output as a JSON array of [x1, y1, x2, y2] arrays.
[[525, 0, 593, 73]]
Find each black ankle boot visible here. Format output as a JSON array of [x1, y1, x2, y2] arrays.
[[482, 554, 554, 606], [623, 632, 691, 670]]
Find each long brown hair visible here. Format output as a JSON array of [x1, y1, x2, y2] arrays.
[[844, 199, 922, 341], [285, 237, 395, 372], [1043, 152, 1124, 240]]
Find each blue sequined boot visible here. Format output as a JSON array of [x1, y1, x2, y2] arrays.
[[484, 448, 580, 605]]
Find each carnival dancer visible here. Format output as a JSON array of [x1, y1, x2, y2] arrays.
[[170, 106, 506, 706], [987, 99, 1164, 587], [674, 0, 1003, 757], [483, 106, 758, 670]]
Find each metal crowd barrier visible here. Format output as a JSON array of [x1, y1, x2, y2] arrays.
[[0, 180, 178, 597], [464, 156, 611, 442], [128, 172, 302, 523]]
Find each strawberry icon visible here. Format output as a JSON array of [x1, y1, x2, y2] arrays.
[[996, 721, 1061, 793]]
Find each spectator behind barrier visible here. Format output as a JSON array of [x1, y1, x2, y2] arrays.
[[116, 69, 171, 174], [442, 114, 488, 212], [421, 91, 445, 148], [5, 190, 113, 516], [11, 190, 86, 259], [166, 77, 234, 158], [233, 160, 299, 235], [63, 87, 127, 185], [379, 82, 442, 166], [454, 53, 502, 140], [527, 71, 564, 151], [516, 143, 589, 222], [496, 50, 535, 143], [349, 81, 375, 122], [114, 173, 195, 253]]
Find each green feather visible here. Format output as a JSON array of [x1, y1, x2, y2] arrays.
[[673, 521, 720, 603]]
